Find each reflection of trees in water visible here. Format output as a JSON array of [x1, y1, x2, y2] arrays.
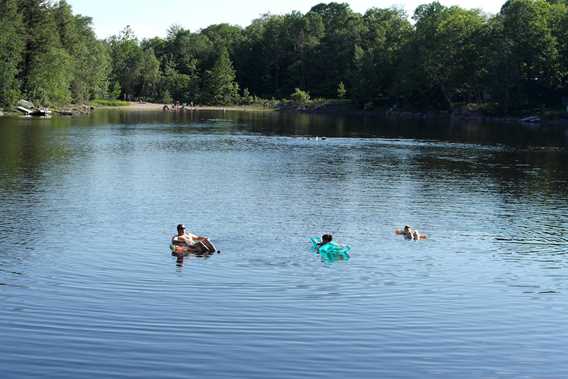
[[409, 143, 568, 256], [489, 150, 568, 198], [0, 118, 88, 200], [445, 119, 568, 147], [411, 145, 568, 200], [229, 111, 568, 148], [0, 118, 87, 256], [51, 108, 568, 148]]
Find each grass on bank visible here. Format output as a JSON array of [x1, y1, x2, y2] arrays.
[[91, 99, 131, 107]]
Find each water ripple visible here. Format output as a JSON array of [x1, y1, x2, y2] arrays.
[[1, 112, 568, 378]]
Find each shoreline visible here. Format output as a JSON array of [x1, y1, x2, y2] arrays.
[[0, 102, 274, 118], [97, 102, 274, 112], [3, 101, 568, 128], [102, 102, 568, 127]]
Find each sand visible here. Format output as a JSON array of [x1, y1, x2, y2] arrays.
[[101, 102, 272, 112]]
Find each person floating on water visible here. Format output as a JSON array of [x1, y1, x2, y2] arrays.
[[316, 234, 333, 252], [310, 234, 351, 262], [171, 224, 217, 253], [395, 225, 428, 241]]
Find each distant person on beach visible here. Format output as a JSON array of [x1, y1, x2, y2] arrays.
[[395, 225, 428, 240], [171, 224, 217, 253]]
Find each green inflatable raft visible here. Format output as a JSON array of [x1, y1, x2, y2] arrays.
[[310, 237, 351, 262]]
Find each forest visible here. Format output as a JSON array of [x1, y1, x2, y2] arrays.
[[1, 0, 568, 114]]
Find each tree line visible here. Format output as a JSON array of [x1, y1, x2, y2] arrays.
[[1, 0, 568, 114]]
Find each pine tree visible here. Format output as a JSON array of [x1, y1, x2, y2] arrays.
[[203, 47, 239, 104]]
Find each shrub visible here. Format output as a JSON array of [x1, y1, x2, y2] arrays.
[[337, 81, 347, 99], [290, 88, 310, 104]]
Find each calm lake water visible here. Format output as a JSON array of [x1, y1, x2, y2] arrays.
[[1, 110, 568, 378]]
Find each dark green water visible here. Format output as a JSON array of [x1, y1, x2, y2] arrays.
[[1, 110, 568, 378]]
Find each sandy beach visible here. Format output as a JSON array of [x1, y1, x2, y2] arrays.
[[101, 102, 273, 112]]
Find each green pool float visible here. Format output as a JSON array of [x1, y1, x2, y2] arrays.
[[310, 237, 351, 262]]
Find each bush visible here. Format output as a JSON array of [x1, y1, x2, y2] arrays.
[[290, 88, 310, 104], [337, 81, 347, 99], [240, 88, 254, 105]]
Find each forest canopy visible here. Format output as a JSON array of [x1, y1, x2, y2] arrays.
[[1, 0, 568, 114]]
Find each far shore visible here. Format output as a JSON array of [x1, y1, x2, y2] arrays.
[[0, 102, 274, 118], [3, 101, 567, 127]]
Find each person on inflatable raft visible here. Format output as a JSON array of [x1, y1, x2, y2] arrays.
[[310, 234, 351, 261], [171, 224, 217, 254]]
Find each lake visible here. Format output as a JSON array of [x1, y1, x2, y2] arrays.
[[1, 110, 568, 378]]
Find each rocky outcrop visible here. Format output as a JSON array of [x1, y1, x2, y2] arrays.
[[56, 104, 94, 116]]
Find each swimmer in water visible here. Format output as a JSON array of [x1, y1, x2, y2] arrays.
[[395, 225, 428, 240], [316, 234, 333, 251]]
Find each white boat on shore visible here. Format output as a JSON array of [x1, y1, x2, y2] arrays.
[[16, 105, 52, 117]]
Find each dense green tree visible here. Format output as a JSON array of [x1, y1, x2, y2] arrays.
[[4, 0, 568, 113], [201, 23, 244, 53], [236, 11, 324, 98], [487, 0, 561, 112], [0, 0, 25, 106], [27, 47, 73, 104], [160, 61, 192, 103], [21, 0, 73, 104], [165, 27, 213, 76], [107, 26, 145, 100], [53, 1, 110, 102], [236, 15, 286, 97], [352, 7, 412, 106], [550, 1, 568, 91], [89, 41, 113, 99], [414, 3, 487, 108], [203, 47, 239, 104], [306, 3, 365, 97], [137, 48, 161, 100], [141, 37, 168, 60]]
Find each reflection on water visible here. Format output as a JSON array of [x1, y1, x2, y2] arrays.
[[1, 110, 568, 378], [172, 250, 218, 269]]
